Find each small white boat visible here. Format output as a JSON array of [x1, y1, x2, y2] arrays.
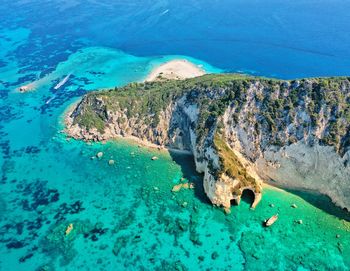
[[45, 96, 55, 104], [265, 214, 278, 227], [54, 73, 71, 90], [161, 9, 169, 15]]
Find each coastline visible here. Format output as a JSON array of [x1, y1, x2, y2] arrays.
[[64, 58, 206, 152], [64, 102, 193, 156], [112, 134, 193, 155], [145, 59, 206, 82], [262, 182, 350, 221], [63, 60, 350, 216]]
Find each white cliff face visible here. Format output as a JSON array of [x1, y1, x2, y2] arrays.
[[66, 93, 262, 209], [66, 76, 350, 211], [256, 142, 350, 210], [225, 118, 350, 210], [222, 82, 350, 210]]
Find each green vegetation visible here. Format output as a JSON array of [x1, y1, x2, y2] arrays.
[[71, 73, 350, 153], [213, 132, 260, 194], [74, 105, 106, 133]]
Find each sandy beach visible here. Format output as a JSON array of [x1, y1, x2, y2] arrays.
[[145, 59, 206, 82]]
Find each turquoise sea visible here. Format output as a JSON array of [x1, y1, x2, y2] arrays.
[[1, 1, 350, 270]]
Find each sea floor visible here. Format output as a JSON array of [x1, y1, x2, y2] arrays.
[[1, 134, 349, 271]]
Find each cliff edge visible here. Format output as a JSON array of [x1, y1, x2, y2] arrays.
[[65, 74, 350, 211]]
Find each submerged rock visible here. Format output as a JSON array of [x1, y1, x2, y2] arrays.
[[224, 207, 231, 214], [42, 220, 94, 265], [113, 235, 129, 256], [172, 184, 183, 192], [65, 223, 74, 236], [108, 159, 115, 165], [211, 251, 219, 260], [65, 75, 350, 211], [172, 182, 194, 192]]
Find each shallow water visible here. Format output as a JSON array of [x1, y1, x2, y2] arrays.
[[1, 1, 350, 270], [1, 136, 349, 270]]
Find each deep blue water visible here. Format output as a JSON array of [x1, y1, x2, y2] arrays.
[[2, 0, 350, 79], [1, 1, 350, 270]]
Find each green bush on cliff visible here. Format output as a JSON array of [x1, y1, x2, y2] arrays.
[[74, 105, 105, 133], [213, 132, 260, 193], [72, 74, 350, 153]]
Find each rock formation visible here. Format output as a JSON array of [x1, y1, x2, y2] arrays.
[[65, 74, 350, 211]]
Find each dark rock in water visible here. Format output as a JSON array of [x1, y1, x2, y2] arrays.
[[21, 199, 31, 211], [18, 180, 60, 211], [177, 219, 188, 231], [15, 222, 24, 234], [50, 190, 60, 202], [211, 251, 219, 260], [90, 224, 108, 236], [189, 231, 202, 246], [113, 211, 135, 232], [30, 245, 39, 252], [112, 235, 129, 256], [2, 223, 13, 231], [19, 253, 33, 263], [54, 200, 84, 221], [6, 240, 26, 249], [70, 201, 84, 214], [41, 220, 94, 265], [157, 260, 189, 271], [24, 146, 41, 154], [26, 217, 44, 231], [35, 263, 55, 271], [99, 244, 108, 250]]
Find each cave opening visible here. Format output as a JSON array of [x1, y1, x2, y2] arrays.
[[241, 189, 255, 206]]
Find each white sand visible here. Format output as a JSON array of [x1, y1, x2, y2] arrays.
[[145, 59, 205, 82]]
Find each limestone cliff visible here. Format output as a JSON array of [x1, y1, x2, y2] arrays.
[[65, 74, 350, 211]]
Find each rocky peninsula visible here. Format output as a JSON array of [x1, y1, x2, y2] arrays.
[[65, 71, 350, 211]]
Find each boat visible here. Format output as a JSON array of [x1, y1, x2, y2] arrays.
[[54, 73, 71, 90], [265, 214, 278, 227], [161, 9, 169, 15], [19, 84, 34, 92], [45, 96, 55, 104]]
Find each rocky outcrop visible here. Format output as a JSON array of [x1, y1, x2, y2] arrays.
[[65, 74, 350, 211], [66, 91, 261, 209]]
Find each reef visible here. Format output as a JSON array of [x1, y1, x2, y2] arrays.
[[65, 74, 350, 211], [41, 219, 107, 265]]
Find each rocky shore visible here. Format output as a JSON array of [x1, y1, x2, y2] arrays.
[[64, 73, 350, 211]]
